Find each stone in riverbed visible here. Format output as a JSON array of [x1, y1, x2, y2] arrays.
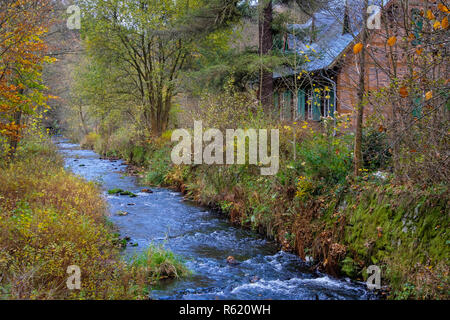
[[226, 256, 239, 265], [141, 189, 153, 194], [116, 211, 129, 216]]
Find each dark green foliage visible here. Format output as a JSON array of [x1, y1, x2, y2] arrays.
[[362, 128, 392, 171]]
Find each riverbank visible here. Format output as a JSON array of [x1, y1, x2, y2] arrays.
[[0, 133, 188, 299], [84, 126, 449, 300], [67, 136, 373, 299]]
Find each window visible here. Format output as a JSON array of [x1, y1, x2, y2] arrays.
[[322, 87, 335, 117], [307, 90, 313, 120], [312, 89, 321, 121], [297, 89, 306, 120], [281, 91, 292, 120], [412, 94, 422, 118], [411, 8, 423, 46]]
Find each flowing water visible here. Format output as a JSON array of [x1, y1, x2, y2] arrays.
[[56, 138, 373, 300]]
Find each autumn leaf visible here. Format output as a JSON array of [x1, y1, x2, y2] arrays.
[[399, 86, 409, 98], [427, 9, 435, 20], [425, 91, 433, 100], [416, 47, 423, 55], [433, 21, 442, 29], [438, 3, 449, 13], [387, 36, 397, 46], [353, 42, 363, 54], [442, 17, 449, 29]]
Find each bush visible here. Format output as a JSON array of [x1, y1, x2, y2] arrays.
[[81, 132, 101, 150], [130, 245, 189, 280], [145, 145, 173, 186], [362, 127, 391, 171], [296, 124, 353, 187]]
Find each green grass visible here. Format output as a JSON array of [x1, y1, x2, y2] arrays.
[[130, 245, 190, 280]]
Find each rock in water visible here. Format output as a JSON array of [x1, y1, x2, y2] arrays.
[[227, 256, 239, 265], [116, 211, 129, 216], [141, 189, 153, 194]]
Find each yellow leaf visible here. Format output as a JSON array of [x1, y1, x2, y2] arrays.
[[353, 42, 363, 54], [433, 21, 442, 29], [425, 91, 432, 100], [427, 10, 435, 20], [387, 36, 397, 46]]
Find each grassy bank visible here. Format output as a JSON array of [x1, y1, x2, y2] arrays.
[[84, 119, 449, 299], [0, 132, 188, 299]]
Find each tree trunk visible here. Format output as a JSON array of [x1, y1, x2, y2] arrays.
[[78, 105, 89, 136], [9, 109, 22, 157], [258, 0, 273, 113], [354, 0, 369, 177]]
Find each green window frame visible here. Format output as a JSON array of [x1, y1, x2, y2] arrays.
[[297, 89, 305, 119], [283, 90, 292, 120], [312, 90, 321, 121], [412, 95, 422, 118], [324, 88, 335, 117], [411, 8, 423, 46]]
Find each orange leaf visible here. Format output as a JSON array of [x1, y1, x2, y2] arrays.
[[399, 87, 409, 98], [353, 42, 363, 54], [425, 91, 433, 100], [438, 4, 449, 13], [427, 9, 435, 20], [416, 48, 423, 55], [387, 36, 397, 46], [442, 17, 449, 29]]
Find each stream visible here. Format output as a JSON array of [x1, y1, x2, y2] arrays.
[[56, 138, 374, 300]]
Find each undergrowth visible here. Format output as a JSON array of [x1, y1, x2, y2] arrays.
[[0, 132, 188, 299]]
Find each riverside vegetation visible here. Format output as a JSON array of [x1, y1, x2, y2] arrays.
[[0, 130, 188, 299], [78, 87, 448, 300], [1, 0, 448, 301]]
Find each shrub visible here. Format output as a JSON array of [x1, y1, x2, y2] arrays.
[[362, 127, 391, 171], [296, 125, 353, 187], [145, 146, 173, 186], [81, 132, 101, 150]]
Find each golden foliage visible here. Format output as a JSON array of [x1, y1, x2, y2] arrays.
[[353, 42, 363, 54]]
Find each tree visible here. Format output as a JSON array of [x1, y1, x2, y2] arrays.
[[353, 0, 368, 176], [79, 0, 240, 137], [258, 0, 274, 113], [0, 0, 54, 154]]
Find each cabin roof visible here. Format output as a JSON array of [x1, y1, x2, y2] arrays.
[[274, 0, 387, 78]]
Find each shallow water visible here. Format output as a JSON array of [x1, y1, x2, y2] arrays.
[[56, 138, 373, 300]]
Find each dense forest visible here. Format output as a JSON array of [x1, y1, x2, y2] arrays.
[[0, 0, 448, 300]]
